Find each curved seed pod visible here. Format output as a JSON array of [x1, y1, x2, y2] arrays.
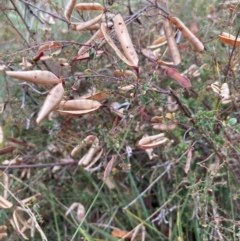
[[71, 135, 97, 157], [0, 196, 13, 209], [124, 70, 138, 81], [101, 23, 135, 67], [113, 14, 139, 67], [64, 0, 76, 23], [75, 3, 104, 11], [36, 83, 64, 125], [163, 19, 181, 66], [59, 99, 101, 110], [6, 70, 60, 85], [219, 33, 240, 47], [81, 146, 102, 167], [37, 41, 62, 53], [168, 16, 204, 52], [72, 23, 100, 31], [152, 35, 167, 46], [138, 133, 168, 149], [165, 67, 192, 88], [76, 13, 103, 32], [78, 29, 104, 55]]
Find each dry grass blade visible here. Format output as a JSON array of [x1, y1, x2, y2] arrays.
[[168, 16, 204, 52], [184, 146, 194, 173], [36, 83, 64, 125], [6, 70, 61, 85], [64, 0, 77, 23], [163, 19, 181, 65], [113, 14, 139, 67], [104, 155, 116, 179]]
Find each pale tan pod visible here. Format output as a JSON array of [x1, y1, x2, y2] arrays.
[[163, 19, 181, 66], [124, 70, 138, 81], [75, 3, 104, 11], [64, 0, 77, 22], [113, 14, 139, 67], [101, 23, 135, 67], [76, 13, 103, 32], [152, 35, 167, 45], [71, 135, 97, 157], [78, 29, 104, 55], [6, 70, 60, 85], [138, 133, 168, 149], [0, 195, 13, 209], [81, 146, 102, 166], [58, 99, 102, 110], [57, 109, 100, 116], [152, 123, 177, 131], [36, 83, 64, 125], [168, 16, 204, 52]]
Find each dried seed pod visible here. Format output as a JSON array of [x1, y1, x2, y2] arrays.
[[78, 29, 104, 55], [138, 133, 168, 149], [113, 14, 139, 67], [163, 19, 181, 65], [168, 16, 204, 52], [75, 3, 104, 11], [59, 99, 101, 110], [76, 13, 103, 32], [101, 23, 135, 67], [6, 70, 60, 85], [36, 83, 64, 124], [64, 0, 76, 22]]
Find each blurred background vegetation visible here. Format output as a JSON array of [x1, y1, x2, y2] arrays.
[[0, 0, 240, 240]]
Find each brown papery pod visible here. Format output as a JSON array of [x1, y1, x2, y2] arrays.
[[85, 90, 110, 101], [76, 13, 103, 32], [163, 19, 181, 66], [168, 16, 204, 52], [219, 33, 240, 47], [111, 229, 133, 239], [101, 23, 135, 67], [138, 133, 168, 149], [64, 0, 76, 22], [151, 116, 163, 123], [78, 29, 104, 55], [38, 41, 62, 53], [59, 99, 101, 110], [75, 3, 104, 11], [113, 14, 139, 67], [6, 70, 60, 85], [36, 83, 64, 125], [165, 67, 192, 88]]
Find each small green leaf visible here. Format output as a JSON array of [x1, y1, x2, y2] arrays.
[[228, 118, 237, 126], [236, 124, 240, 131]]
